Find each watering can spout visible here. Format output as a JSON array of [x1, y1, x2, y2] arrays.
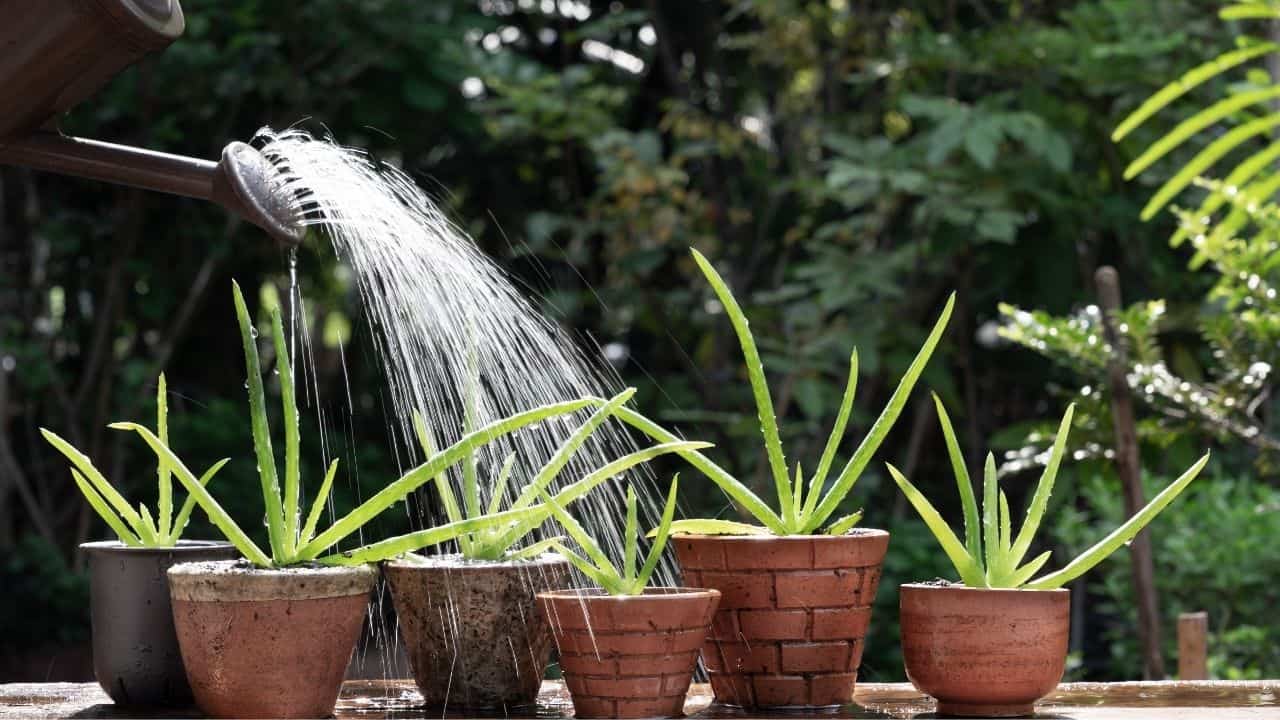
[[0, 0, 304, 245]]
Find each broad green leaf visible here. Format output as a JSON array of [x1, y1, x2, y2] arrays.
[[691, 249, 793, 524], [805, 293, 954, 532], [1027, 453, 1210, 589]]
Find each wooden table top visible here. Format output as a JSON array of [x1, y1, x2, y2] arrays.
[[2, 679, 1277, 718]]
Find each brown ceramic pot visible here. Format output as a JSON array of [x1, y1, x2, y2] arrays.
[[899, 583, 1070, 717], [167, 560, 377, 719], [674, 530, 889, 709], [537, 587, 720, 719], [383, 552, 571, 711]]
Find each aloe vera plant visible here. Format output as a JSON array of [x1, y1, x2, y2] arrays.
[[541, 478, 679, 596], [603, 248, 953, 536], [41, 374, 228, 548], [114, 281, 597, 567], [411, 389, 709, 562], [889, 395, 1211, 589]]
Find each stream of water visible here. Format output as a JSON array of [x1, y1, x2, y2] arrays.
[[256, 128, 681, 687]]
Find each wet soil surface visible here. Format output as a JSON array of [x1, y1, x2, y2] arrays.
[[1, 680, 1276, 718]]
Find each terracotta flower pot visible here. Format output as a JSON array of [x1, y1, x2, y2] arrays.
[[537, 588, 720, 719], [383, 552, 571, 710], [81, 540, 239, 707], [673, 530, 889, 709], [899, 583, 1070, 717], [167, 560, 377, 719]]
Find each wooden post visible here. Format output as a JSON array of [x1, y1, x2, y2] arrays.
[[1178, 612, 1209, 680], [1095, 267, 1166, 680]]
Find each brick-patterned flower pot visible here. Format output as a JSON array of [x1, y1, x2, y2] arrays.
[[383, 553, 571, 711], [536, 588, 720, 719], [167, 561, 376, 719], [900, 583, 1069, 717], [673, 530, 889, 709]]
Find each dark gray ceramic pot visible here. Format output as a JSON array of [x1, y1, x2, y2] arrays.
[[383, 552, 571, 711], [82, 540, 240, 707]]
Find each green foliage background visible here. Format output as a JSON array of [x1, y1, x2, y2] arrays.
[[0, 0, 1273, 681]]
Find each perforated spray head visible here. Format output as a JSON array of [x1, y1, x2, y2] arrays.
[[212, 142, 304, 245]]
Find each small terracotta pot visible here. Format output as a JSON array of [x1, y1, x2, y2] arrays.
[[383, 552, 571, 710], [900, 583, 1070, 717], [167, 560, 377, 719], [82, 540, 239, 707], [537, 587, 720, 719], [674, 530, 889, 709]]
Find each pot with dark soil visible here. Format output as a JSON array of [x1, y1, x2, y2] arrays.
[[383, 553, 571, 710], [612, 249, 952, 709], [82, 540, 239, 707], [890, 401, 1209, 716]]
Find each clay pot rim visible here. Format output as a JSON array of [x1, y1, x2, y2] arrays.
[[673, 527, 889, 542], [80, 539, 236, 554], [901, 582, 1069, 597], [383, 551, 568, 571], [537, 586, 720, 602], [168, 559, 377, 602]]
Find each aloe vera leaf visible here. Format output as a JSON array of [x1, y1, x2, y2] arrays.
[[70, 470, 141, 546], [300, 458, 340, 547], [232, 281, 287, 562], [483, 441, 710, 557], [805, 293, 955, 532], [298, 398, 595, 560], [982, 452, 998, 583], [112, 422, 271, 566], [1007, 405, 1074, 571], [42, 429, 145, 535], [1124, 85, 1280, 180], [137, 504, 159, 545], [1025, 452, 1210, 590], [662, 519, 770, 536], [825, 510, 863, 536], [690, 249, 794, 525], [461, 399, 481, 522], [547, 542, 626, 595], [269, 305, 301, 556], [504, 536, 564, 562], [635, 477, 679, 590], [999, 490, 1012, 554], [604, 403, 785, 533], [316, 505, 547, 565], [156, 374, 172, 540], [413, 409, 471, 555], [170, 459, 230, 543], [1006, 550, 1053, 589], [538, 486, 618, 580], [1113, 43, 1279, 141], [623, 486, 639, 582], [508, 388, 635, 512], [1140, 114, 1280, 220], [791, 462, 804, 524], [804, 350, 857, 525], [934, 394, 981, 561], [888, 463, 986, 587], [488, 452, 518, 516]]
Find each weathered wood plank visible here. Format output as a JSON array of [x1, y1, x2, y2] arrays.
[[2, 680, 1277, 718]]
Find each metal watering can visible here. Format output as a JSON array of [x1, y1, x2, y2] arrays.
[[0, 0, 302, 244]]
